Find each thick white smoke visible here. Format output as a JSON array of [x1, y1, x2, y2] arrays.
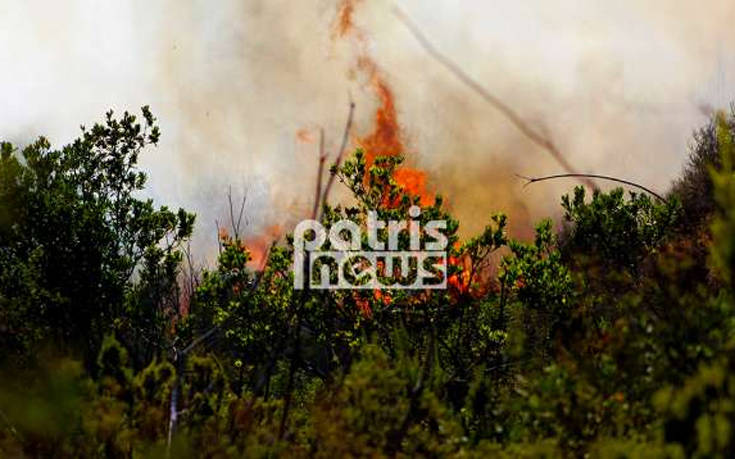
[[1, 0, 734, 256]]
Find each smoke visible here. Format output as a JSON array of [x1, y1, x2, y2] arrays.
[[2, 0, 735, 257]]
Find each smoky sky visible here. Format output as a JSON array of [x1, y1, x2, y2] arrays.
[[2, 0, 734, 258]]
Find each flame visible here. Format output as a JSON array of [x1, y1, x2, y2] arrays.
[[356, 62, 403, 161], [373, 289, 392, 305], [331, 0, 441, 311], [447, 240, 471, 296], [244, 224, 283, 270], [334, 1, 434, 207], [447, 242, 498, 299], [353, 293, 374, 318], [334, 0, 360, 39], [218, 226, 230, 241]]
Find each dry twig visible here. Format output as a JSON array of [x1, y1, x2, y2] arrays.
[[319, 100, 356, 218], [516, 173, 667, 202], [312, 128, 327, 219]]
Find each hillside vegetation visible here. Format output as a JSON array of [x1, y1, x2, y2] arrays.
[[2, 107, 735, 457]]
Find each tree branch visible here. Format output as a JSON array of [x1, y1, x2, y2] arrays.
[[320, 100, 356, 218], [312, 128, 326, 219], [516, 172, 667, 202], [392, 6, 592, 187]]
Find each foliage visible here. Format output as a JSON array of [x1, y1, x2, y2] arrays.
[[670, 104, 735, 227], [560, 186, 680, 275], [647, 111, 735, 458], [0, 107, 194, 366], [5, 108, 735, 457]]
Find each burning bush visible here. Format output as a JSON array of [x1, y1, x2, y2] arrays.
[[3, 106, 735, 457]]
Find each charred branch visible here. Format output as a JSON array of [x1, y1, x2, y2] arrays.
[[516, 173, 667, 202], [320, 100, 356, 218]]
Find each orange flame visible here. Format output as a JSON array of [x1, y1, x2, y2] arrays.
[[353, 293, 374, 318], [244, 224, 283, 270], [447, 242, 497, 299], [331, 0, 441, 311], [334, 0, 360, 38], [335, 1, 434, 207], [448, 252, 472, 296]]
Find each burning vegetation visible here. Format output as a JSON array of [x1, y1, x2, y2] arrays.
[[4, 2, 735, 457], [334, 0, 434, 207]]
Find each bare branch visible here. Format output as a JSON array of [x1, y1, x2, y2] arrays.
[[392, 6, 592, 188], [312, 128, 326, 219], [236, 192, 247, 238], [227, 186, 236, 239], [167, 257, 267, 454], [516, 173, 667, 202], [182, 241, 199, 313], [320, 99, 356, 218], [214, 219, 222, 255]]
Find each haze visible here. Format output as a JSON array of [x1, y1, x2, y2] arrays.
[[2, 0, 734, 258]]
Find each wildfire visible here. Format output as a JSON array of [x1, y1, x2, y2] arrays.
[[334, 0, 434, 207], [448, 252, 472, 295], [214, 224, 282, 272], [334, 0, 360, 39], [244, 224, 283, 270], [332, 0, 448, 313]]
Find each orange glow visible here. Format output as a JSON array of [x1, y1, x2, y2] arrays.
[[448, 243, 471, 296], [244, 224, 283, 270], [296, 128, 315, 143], [218, 226, 230, 241], [353, 293, 373, 318], [373, 289, 392, 306], [393, 168, 432, 206], [447, 242, 495, 299]]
